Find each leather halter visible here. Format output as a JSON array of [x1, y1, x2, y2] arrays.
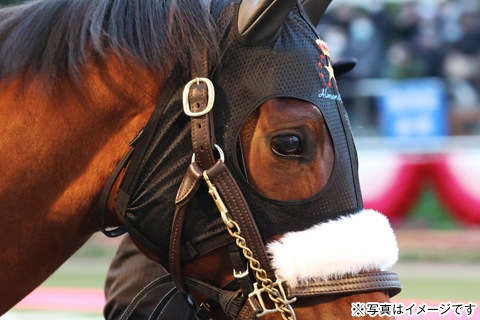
[[99, 61, 402, 320], [165, 45, 401, 318], [98, 45, 402, 320]]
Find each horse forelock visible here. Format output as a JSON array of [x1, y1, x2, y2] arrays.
[[0, 0, 220, 87]]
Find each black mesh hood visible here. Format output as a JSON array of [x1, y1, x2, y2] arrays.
[[117, 1, 363, 264]]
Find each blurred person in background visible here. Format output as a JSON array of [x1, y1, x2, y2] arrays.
[[318, 0, 480, 135], [441, 1, 480, 134]]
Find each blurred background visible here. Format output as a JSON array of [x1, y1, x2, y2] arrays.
[[3, 0, 479, 319], [318, 0, 480, 317]]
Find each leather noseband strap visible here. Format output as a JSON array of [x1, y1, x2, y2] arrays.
[[288, 271, 402, 298]]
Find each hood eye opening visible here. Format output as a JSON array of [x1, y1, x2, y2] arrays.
[[236, 139, 248, 181]]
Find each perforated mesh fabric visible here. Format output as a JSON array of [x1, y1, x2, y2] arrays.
[[117, 1, 363, 263]]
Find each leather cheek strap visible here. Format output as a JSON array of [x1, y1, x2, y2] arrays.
[[189, 83, 216, 169], [188, 42, 216, 171], [205, 160, 274, 279], [170, 162, 204, 295]]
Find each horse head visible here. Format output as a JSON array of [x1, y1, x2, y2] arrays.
[[112, 1, 401, 319], [0, 0, 400, 318]]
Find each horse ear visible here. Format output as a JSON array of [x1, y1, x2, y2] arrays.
[[332, 59, 357, 78], [301, 0, 333, 26], [238, 0, 297, 42]]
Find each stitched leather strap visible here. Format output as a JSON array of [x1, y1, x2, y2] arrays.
[[287, 271, 402, 298], [187, 31, 216, 170], [170, 160, 274, 296], [188, 83, 216, 169], [170, 162, 204, 295], [205, 160, 274, 279], [169, 204, 190, 296], [236, 297, 262, 320], [175, 162, 205, 205]]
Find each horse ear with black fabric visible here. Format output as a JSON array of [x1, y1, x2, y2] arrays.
[[332, 58, 357, 77], [301, 0, 333, 26], [238, 0, 296, 41]]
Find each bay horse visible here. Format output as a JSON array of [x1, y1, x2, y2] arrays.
[[0, 0, 401, 319]]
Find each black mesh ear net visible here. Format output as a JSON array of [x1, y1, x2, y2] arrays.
[[116, 1, 363, 265]]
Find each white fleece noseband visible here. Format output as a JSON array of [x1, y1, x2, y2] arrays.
[[267, 209, 398, 288]]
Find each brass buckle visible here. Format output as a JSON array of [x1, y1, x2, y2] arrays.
[[249, 278, 297, 319], [183, 77, 215, 117]]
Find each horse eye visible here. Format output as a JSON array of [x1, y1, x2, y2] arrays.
[[271, 135, 302, 156]]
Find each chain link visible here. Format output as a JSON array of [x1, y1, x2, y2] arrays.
[[226, 220, 295, 320], [202, 171, 295, 319]]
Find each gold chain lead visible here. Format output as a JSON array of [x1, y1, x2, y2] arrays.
[[227, 221, 296, 319], [203, 172, 296, 320]]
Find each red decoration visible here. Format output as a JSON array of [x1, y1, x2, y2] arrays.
[[360, 153, 480, 226], [430, 155, 480, 225], [361, 155, 425, 222]]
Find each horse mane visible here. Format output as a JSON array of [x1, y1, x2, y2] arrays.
[[0, 0, 219, 86]]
